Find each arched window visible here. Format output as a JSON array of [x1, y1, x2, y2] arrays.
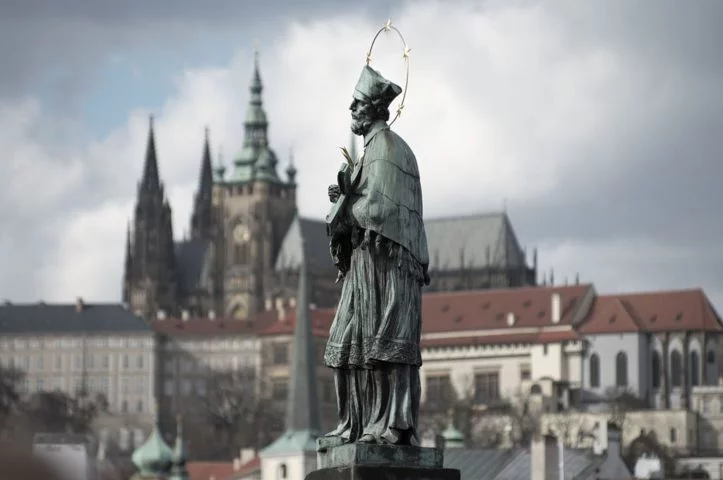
[[707, 350, 717, 384], [671, 350, 683, 388], [590, 353, 600, 388], [616, 351, 628, 387], [652, 351, 661, 389], [279, 464, 288, 479], [691, 351, 701, 386]]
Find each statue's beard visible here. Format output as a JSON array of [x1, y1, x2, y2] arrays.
[[351, 116, 373, 136]]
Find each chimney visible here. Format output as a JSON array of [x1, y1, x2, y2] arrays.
[[75, 297, 84, 313], [156, 310, 167, 320], [275, 298, 286, 322], [551, 293, 561, 324], [239, 448, 255, 465], [208, 310, 216, 320], [507, 312, 516, 327], [265, 298, 273, 311], [181, 310, 190, 321], [531, 433, 560, 480], [289, 297, 297, 308]]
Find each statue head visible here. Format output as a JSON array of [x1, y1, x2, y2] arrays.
[[350, 65, 402, 136]]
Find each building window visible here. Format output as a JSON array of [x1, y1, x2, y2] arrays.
[[137, 355, 144, 369], [702, 397, 710, 414], [272, 344, 288, 365], [55, 355, 62, 371], [474, 372, 500, 404], [196, 379, 206, 396], [164, 380, 173, 396], [520, 365, 531, 381], [589, 353, 600, 388], [36, 356, 44, 370], [691, 351, 700, 386], [182, 380, 192, 395], [616, 352, 628, 387], [272, 379, 288, 401], [425, 375, 453, 408], [671, 350, 683, 388], [707, 350, 716, 364], [652, 351, 661, 389], [279, 464, 288, 479], [136, 399, 144, 413], [670, 428, 677, 443], [718, 395, 723, 414], [122, 354, 129, 369], [102, 355, 109, 369], [121, 400, 128, 413]]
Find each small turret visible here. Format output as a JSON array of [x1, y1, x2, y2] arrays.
[[131, 402, 173, 479], [285, 149, 297, 185], [169, 414, 190, 480]]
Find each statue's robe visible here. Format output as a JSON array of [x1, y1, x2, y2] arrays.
[[324, 119, 429, 444]]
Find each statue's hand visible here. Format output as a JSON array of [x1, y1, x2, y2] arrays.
[[328, 184, 341, 203]]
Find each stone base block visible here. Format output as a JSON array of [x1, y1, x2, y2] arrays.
[[306, 466, 460, 480], [316, 443, 443, 470]]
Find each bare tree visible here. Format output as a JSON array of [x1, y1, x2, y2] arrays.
[[0, 365, 24, 431], [183, 368, 283, 460], [604, 387, 648, 433]]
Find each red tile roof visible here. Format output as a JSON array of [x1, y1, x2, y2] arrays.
[[420, 285, 592, 333], [187, 462, 237, 480], [578, 296, 644, 334], [610, 289, 722, 333]]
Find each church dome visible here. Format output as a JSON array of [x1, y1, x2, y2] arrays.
[[131, 425, 173, 476]]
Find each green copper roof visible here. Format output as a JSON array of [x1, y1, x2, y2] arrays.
[[131, 425, 173, 476], [261, 429, 319, 456]]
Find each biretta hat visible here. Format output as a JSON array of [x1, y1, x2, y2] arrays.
[[353, 65, 402, 107]]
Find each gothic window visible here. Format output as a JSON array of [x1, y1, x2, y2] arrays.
[[474, 372, 500, 404], [589, 353, 601, 388], [691, 351, 700, 386], [616, 352, 628, 387], [652, 351, 661, 389], [671, 350, 683, 387]]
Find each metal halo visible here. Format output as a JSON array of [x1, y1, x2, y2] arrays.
[[365, 19, 410, 126]]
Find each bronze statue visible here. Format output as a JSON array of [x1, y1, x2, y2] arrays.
[[324, 59, 430, 446]]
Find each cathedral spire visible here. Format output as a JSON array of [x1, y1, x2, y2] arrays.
[[286, 242, 321, 433], [141, 115, 160, 193], [190, 126, 214, 239]]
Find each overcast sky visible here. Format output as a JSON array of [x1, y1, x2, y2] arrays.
[[1, 0, 722, 311]]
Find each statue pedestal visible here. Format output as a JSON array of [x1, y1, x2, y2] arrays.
[[309, 443, 460, 480]]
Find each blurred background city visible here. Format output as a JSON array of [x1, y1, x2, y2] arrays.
[[1, 1, 722, 479]]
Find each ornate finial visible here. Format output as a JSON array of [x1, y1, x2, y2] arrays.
[[253, 39, 260, 64], [204, 125, 209, 140], [149, 114, 155, 128]]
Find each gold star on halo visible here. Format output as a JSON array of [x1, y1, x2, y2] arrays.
[[397, 104, 405, 116], [384, 19, 393, 32], [366, 52, 372, 65], [403, 46, 411, 59]]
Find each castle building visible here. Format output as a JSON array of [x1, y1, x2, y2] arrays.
[[122, 52, 539, 320]]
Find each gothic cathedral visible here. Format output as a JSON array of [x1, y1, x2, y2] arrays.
[[123, 54, 539, 320]]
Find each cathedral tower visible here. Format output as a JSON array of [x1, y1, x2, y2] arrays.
[[123, 116, 178, 318], [213, 51, 297, 318]]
